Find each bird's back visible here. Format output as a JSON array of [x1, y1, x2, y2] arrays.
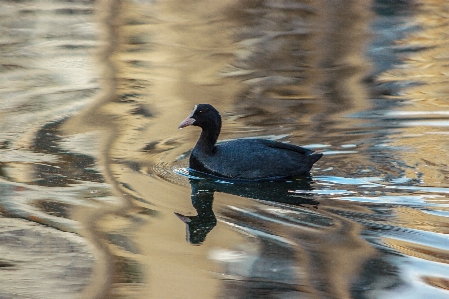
[[190, 139, 322, 180]]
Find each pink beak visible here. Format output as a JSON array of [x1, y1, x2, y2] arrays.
[[178, 116, 195, 129]]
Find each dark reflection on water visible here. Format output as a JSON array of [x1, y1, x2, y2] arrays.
[[175, 185, 217, 245], [31, 119, 104, 187], [177, 174, 318, 244]]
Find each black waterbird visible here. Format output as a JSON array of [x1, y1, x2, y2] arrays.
[[178, 104, 322, 181]]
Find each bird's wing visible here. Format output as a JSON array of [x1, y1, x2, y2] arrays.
[[258, 139, 314, 155]]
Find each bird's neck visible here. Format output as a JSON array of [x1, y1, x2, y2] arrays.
[[195, 128, 219, 154]]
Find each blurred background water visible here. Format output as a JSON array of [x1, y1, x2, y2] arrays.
[[1, 0, 449, 298]]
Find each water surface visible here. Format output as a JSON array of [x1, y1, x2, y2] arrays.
[[1, 0, 449, 298]]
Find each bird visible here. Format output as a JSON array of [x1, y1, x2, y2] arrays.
[[178, 104, 322, 181]]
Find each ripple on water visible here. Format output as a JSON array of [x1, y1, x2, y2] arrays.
[[2, 0, 449, 298]]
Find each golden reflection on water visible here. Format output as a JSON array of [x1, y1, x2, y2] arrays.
[[96, 0, 381, 298], [376, 0, 449, 269], [1, 0, 449, 298], [0, 1, 113, 299], [80, 0, 449, 298]]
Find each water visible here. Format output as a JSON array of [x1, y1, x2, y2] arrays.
[[1, 0, 449, 298]]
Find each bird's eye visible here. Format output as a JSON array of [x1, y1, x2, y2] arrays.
[[198, 110, 203, 113]]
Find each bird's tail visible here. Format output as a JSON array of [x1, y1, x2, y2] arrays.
[[309, 152, 323, 165]]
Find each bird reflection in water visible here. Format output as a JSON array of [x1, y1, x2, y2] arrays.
[[176, 171, 319, 244]]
